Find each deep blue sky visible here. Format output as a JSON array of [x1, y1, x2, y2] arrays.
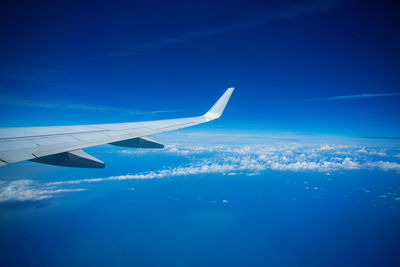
[[0, 0, 399, 135]]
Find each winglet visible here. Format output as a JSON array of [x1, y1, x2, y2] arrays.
[[203, 87, 234, 121]]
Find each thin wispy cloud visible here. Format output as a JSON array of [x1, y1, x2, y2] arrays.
[[111, 0, 335, 56], [0, 63, 103, 95], [286, 92, 400, 103], [0, 93, 179, 115], [322, 93, 400, 100]]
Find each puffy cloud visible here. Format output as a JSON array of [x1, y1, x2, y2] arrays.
[[366, 161, 400, 171], [0, 180, 86, 202]]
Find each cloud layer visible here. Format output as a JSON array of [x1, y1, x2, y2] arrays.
[[53, 143, 400, 186], [2, 141, 400, 202]]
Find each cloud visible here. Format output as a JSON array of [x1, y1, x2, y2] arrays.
[[321, 93, 400, 100], [111, 0, 335, 56], [0, 93, 178, 115], [2, 140, 400, 202], [0, 63, 78, 90], [0, 180, 86, 202], [50, 142, 400, 186], [48, 161, 240, 186], [288, 93, 400, 103], [366, 161, 400, 171]]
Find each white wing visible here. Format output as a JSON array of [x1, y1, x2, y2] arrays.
[[0, 88, 234, 168]]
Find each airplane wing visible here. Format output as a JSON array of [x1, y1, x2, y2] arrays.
[[0, 88, 234, 168]]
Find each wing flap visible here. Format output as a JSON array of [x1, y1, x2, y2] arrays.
[[110, 137, 164, 149], [30, 149, 105, 168]]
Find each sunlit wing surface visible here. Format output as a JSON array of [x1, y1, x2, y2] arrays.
[[0, 88, 234, 168]]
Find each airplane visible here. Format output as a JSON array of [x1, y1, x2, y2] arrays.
[[0, 88, 234, 168]]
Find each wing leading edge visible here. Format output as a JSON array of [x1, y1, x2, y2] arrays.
[[0, 88, 234, 168]]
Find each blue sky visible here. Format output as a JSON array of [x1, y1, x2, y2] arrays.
[[0, 0, 399, 136]]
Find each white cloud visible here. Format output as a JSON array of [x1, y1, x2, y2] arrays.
[[0, 180, 86, 202], [368, 151, 388, 157], [366, 161, 400, 171]]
